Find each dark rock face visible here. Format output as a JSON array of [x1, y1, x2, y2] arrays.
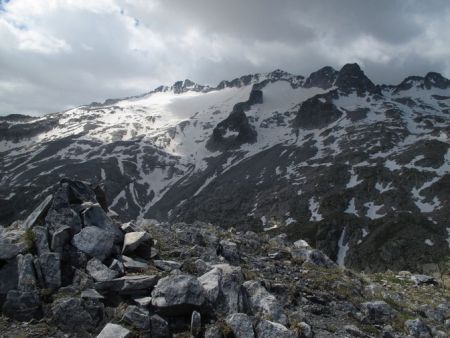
[[2, 290, 41, 321], [335, 63, 376, 93], [304, 66, 338, 89], [293, 97, 342, 129]]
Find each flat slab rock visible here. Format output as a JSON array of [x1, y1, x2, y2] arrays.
[[97, 323, 131, 338], [95, 275, 159, 294]]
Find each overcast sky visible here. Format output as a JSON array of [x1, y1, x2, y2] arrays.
[[1, 0, 450, 115]]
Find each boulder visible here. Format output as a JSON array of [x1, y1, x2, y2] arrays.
[[82, 204, 123, 243], [191, 310, 202, 337], [2, 290, 41, 321], [122, 255, 149, 272], [134, 296, 152, 307], [50, 225, 71, 253], [255, 320, 297, 338], [87, 258, 119, 282], [97, 323, 131, 338], [291, 248, 336, 268], [109, 259, 125, 276], [151, 274, 205, 315], [404, 318, 431, 338], [39, 252, 61, 289], [0, 226, 28, 260], [95, 275, 158, 294], [217, 240, 240, 265], [293, 239, 312, 250], [411, 274, 438, 286], [63, 179, 97, 205], [198, 264, 244, 314], [122, 305, 151, 330], [205, 325, 223, 338], [297, 322, 313, 338], [81, 288, 104, 300], [51, 297, 102, 333], [21, 194, 53, 230], [242, 280, 287, 325], [360, 301, 396, 324], [122, 231, 152, 257], [32, 226, 50, 255], [17, 253, 37, 291], [72, 226, 115, 261], [225, 313, 255, 338], [150, 314, 170, 338]]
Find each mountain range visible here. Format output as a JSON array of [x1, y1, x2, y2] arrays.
[[1, 63, 450, 272]]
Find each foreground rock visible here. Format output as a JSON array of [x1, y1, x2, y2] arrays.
[[97, 323, 131, 338]]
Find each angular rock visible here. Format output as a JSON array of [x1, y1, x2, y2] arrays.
[[291, 248, 336, 268], [217, 240, 240, 265], [293, 239, 311, 250], [134, 296, 152, 307], [150, 314, 170, 338], [151, 274, 205, 315], [2, 290, 41, 321], [32, 226, 50, 255], [81, 288, 104, 300], [0, 226, 28, 260], [411, 274, 438, 286], [404, 318, 431, 338], [86, 258, 119, 282], [82, 204, 123, 243], [122, 231, 152, 255], [39, 252, 61, 289], [205, 325, 223, 338], [63, 179, 97, 205], [109, 258, 125, 276], [242, 280, 287, 325], [95, 275, 158, 294], [50, 225, 71, 253], [122, 255, 149, 272], [297, 322, 313, 338], [122, 305, 150, 330], [255, 320, 297, 338], [191, 310, 202, 337], [360, 301, 396, 324], [17, 253, 37, 291], [225, 313, 255, 338], [97, 323, 131, 338], [21, 194, 53, 230], [154, 259, 182, 272], [72, 226, 115, 261], [51, 297, 100, 333]]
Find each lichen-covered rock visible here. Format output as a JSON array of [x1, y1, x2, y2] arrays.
[[17, 253, 37, 291], [32, 226, 50, 255], [122, 305, 150, 330], [72, 226, 115, 261], [360, 301, 396, 324], [151, 274, 205, 315], [225, 313, 255, 338], [404, 318, 431, 338], [82, 204, 123, 243], [50, 225, 71, 253], [39, 252, 61, 289]]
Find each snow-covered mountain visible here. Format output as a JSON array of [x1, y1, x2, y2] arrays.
[[1, 63, 450, 272]]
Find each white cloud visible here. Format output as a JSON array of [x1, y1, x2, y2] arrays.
[[0, 0, 449, 115]]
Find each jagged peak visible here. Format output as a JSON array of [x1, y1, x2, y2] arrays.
[[304, 66, 338, 89], [335, 63, 376, 93]]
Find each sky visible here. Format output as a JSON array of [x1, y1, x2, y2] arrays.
[[1, 0, 450, 116]]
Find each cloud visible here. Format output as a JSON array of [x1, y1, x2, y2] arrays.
[[0, 0, 450, 115]]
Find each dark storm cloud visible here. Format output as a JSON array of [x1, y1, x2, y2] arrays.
[[0, 0, 449, 115]]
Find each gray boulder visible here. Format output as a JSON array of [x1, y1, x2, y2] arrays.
[[297, 322, 313, 338], [150, 314, 170, 338], [291, 248, 336, 268], [360, 301, 397, 324], [122, 255, 149, 272], [404, 318, 431, 338], [122, 231, 152, 257], [81, 288, 104, 300], [97, 323, 131, 338], [82, 204, 123, 243], [86, 258, 119, 282], [217, 240, 240, 265], [109, 259, 125, 276], [2, 290, 41, 321], [225, 313, 255, 338], [0, 226, 28, 260], [17, 253, 37, 291], [411, 274, 438, 286], [122, 305, 150, 330], [51, 297, 102, 333], [205, 325, 223, 338], [242, 280, 287, 325], [0, 259, 18, 295], [198, 263, 244, 314], [154, 259, 182, 272], [255, 320, 297, 338], [72, 226, 115, 261], [151, 274, 205, 315], [39, 252, 61, 289]]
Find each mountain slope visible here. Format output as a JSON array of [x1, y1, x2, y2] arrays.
[[1, 63, 450, 272]]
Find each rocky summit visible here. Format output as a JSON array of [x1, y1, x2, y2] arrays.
[[0, 180, 448, 337], [0, 64, 450, 337]]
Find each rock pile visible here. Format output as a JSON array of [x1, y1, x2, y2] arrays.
[[0, 179, 448, 337]]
